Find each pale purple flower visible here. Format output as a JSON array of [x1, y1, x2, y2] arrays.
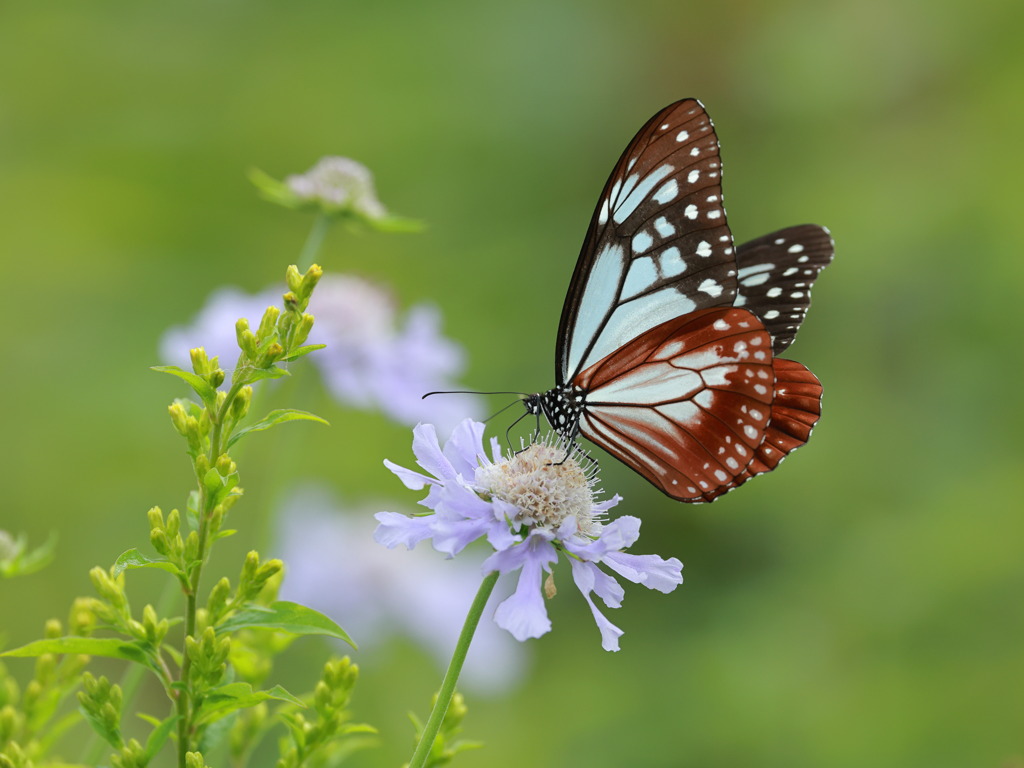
[[376, 420, 684, 652], [158, 275, 481, 431], [274, 484, 526, 693]]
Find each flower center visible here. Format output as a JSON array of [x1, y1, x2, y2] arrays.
[[475, 440, 601, 536]]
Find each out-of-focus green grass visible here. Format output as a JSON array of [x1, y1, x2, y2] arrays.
[[2, 1, 1022, 766]]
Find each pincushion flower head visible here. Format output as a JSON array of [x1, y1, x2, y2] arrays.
[[375, 419, 683, 652]]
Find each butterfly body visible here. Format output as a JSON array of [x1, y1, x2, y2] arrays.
[[527, 99, 832, 503]]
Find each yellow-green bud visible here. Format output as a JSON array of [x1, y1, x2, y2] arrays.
[[301, 264, 323, 299], [147, 506, 164, 531], [166, 508, 181, 538], [190, 347, 211, 375], [206, 578, 231, 619], [185, 751, 209, 768], [257, 306, 280, 338], [231, 386, 253, 420], [89, 567, 122, 606], [281, 290, 299, 312], [44, 619, 62, 639], [168, 402, 190, 436], [294, 313, 315, 346], [215, 454, 236, 477], [184, 531, 200, 563], [209, 367, 225, 388], [34, 653, 56, 682], [286, 264, 303, 295], [150, 529, 170, 556], [258, 342, 284, 367], [195, 454, 211, 478]]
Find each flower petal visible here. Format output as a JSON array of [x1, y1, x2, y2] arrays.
[[383, 459, 436, 491], [443, 419, 486, 477], [411, 423, 457, 482], [569, 559, 624, 652], [562, 515, 641, 561], [490, 536, 558, 642], [603, 552, 683, 593], [373, 511, 436, 550]]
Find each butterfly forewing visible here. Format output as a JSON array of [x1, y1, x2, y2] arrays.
[[734, 224, 834, 353], [575, 307, 775, 502], [558, 99, 738, 385]]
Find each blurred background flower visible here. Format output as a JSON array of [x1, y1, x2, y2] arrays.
[[273, 484, 527, 694], [159, 274, 482, 432]]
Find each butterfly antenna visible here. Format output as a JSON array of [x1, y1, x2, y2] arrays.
[[422, 390, 527, 399], [482, 398, 524, 425]]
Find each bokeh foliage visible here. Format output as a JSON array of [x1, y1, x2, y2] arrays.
[[2, 0, 1022, 766]]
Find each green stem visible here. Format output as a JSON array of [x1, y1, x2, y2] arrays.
[[176, 384, 240, 768], [407, 571, 499, 768], [298, 212, 331, 269]]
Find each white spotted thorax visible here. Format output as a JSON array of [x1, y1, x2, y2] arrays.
[[286, 156, 387, 219], [474, 438, 603, 538]]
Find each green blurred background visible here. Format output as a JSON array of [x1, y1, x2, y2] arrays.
[[2, 0, 1023, 766]]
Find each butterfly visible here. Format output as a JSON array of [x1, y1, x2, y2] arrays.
[[523, 99, 833, 502]]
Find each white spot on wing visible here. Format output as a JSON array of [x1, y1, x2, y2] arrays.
[[659, 247, 686, 277], [698, 279, 723, 297], [684, 204, 698, 219], [654, 216, 675, 238], [696, 241, 712, 258], [632, 230, 654, 254], [653, 179, 678, 204]]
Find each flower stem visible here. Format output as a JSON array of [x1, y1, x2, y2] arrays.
[[298, 211, 331, 269], [407, 570, 499, 768]]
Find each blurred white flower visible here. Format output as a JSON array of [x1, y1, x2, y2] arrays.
[[158, 275, 481, 431], [286, 157, 387, 220], [274, 484, 528, 693]]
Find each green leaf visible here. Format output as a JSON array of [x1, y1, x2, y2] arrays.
[[3, 637, 154, 668], [246, 365, 290, 383], [225, 409, 329, 449], [143, 713, 180, 761], [279, 344, 326, 362], [194, 682, 304, 726], [112, 548, 183, 579], [151, 365, 218, 407], [0, 531, 57, 579], [217, 601, 355, 647]]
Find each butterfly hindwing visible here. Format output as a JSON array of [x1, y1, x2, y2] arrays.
[[575, 307, 775, 502], [734, 224, 834, 353], [557, 99, 738, 385], [733, 357, 823, 483]]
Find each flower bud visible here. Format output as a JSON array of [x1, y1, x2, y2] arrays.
[[257, 306, 280, 338], [168, 402, 190, 436], [230, 386, 252, 420], [294, 313, 315, 346], [215, 454, 236, 477], [190, 347, 211, 375], [166, 508, 181, 539], [286, 264, 303, 295], [147, 506, 164, 531], [44, 619, 62, 639], [206, 578, 231, 620], [184, 531, 200, 563], [300, 264, 323, 300]]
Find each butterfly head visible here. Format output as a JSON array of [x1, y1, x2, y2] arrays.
[[523, 387, 584, 441]]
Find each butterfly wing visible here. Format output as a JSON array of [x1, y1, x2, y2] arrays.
[[557, 99, 738, 386], [734, 224, 834, 353], [574, 307, 775, 502], [736, 357, 823, 484]]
